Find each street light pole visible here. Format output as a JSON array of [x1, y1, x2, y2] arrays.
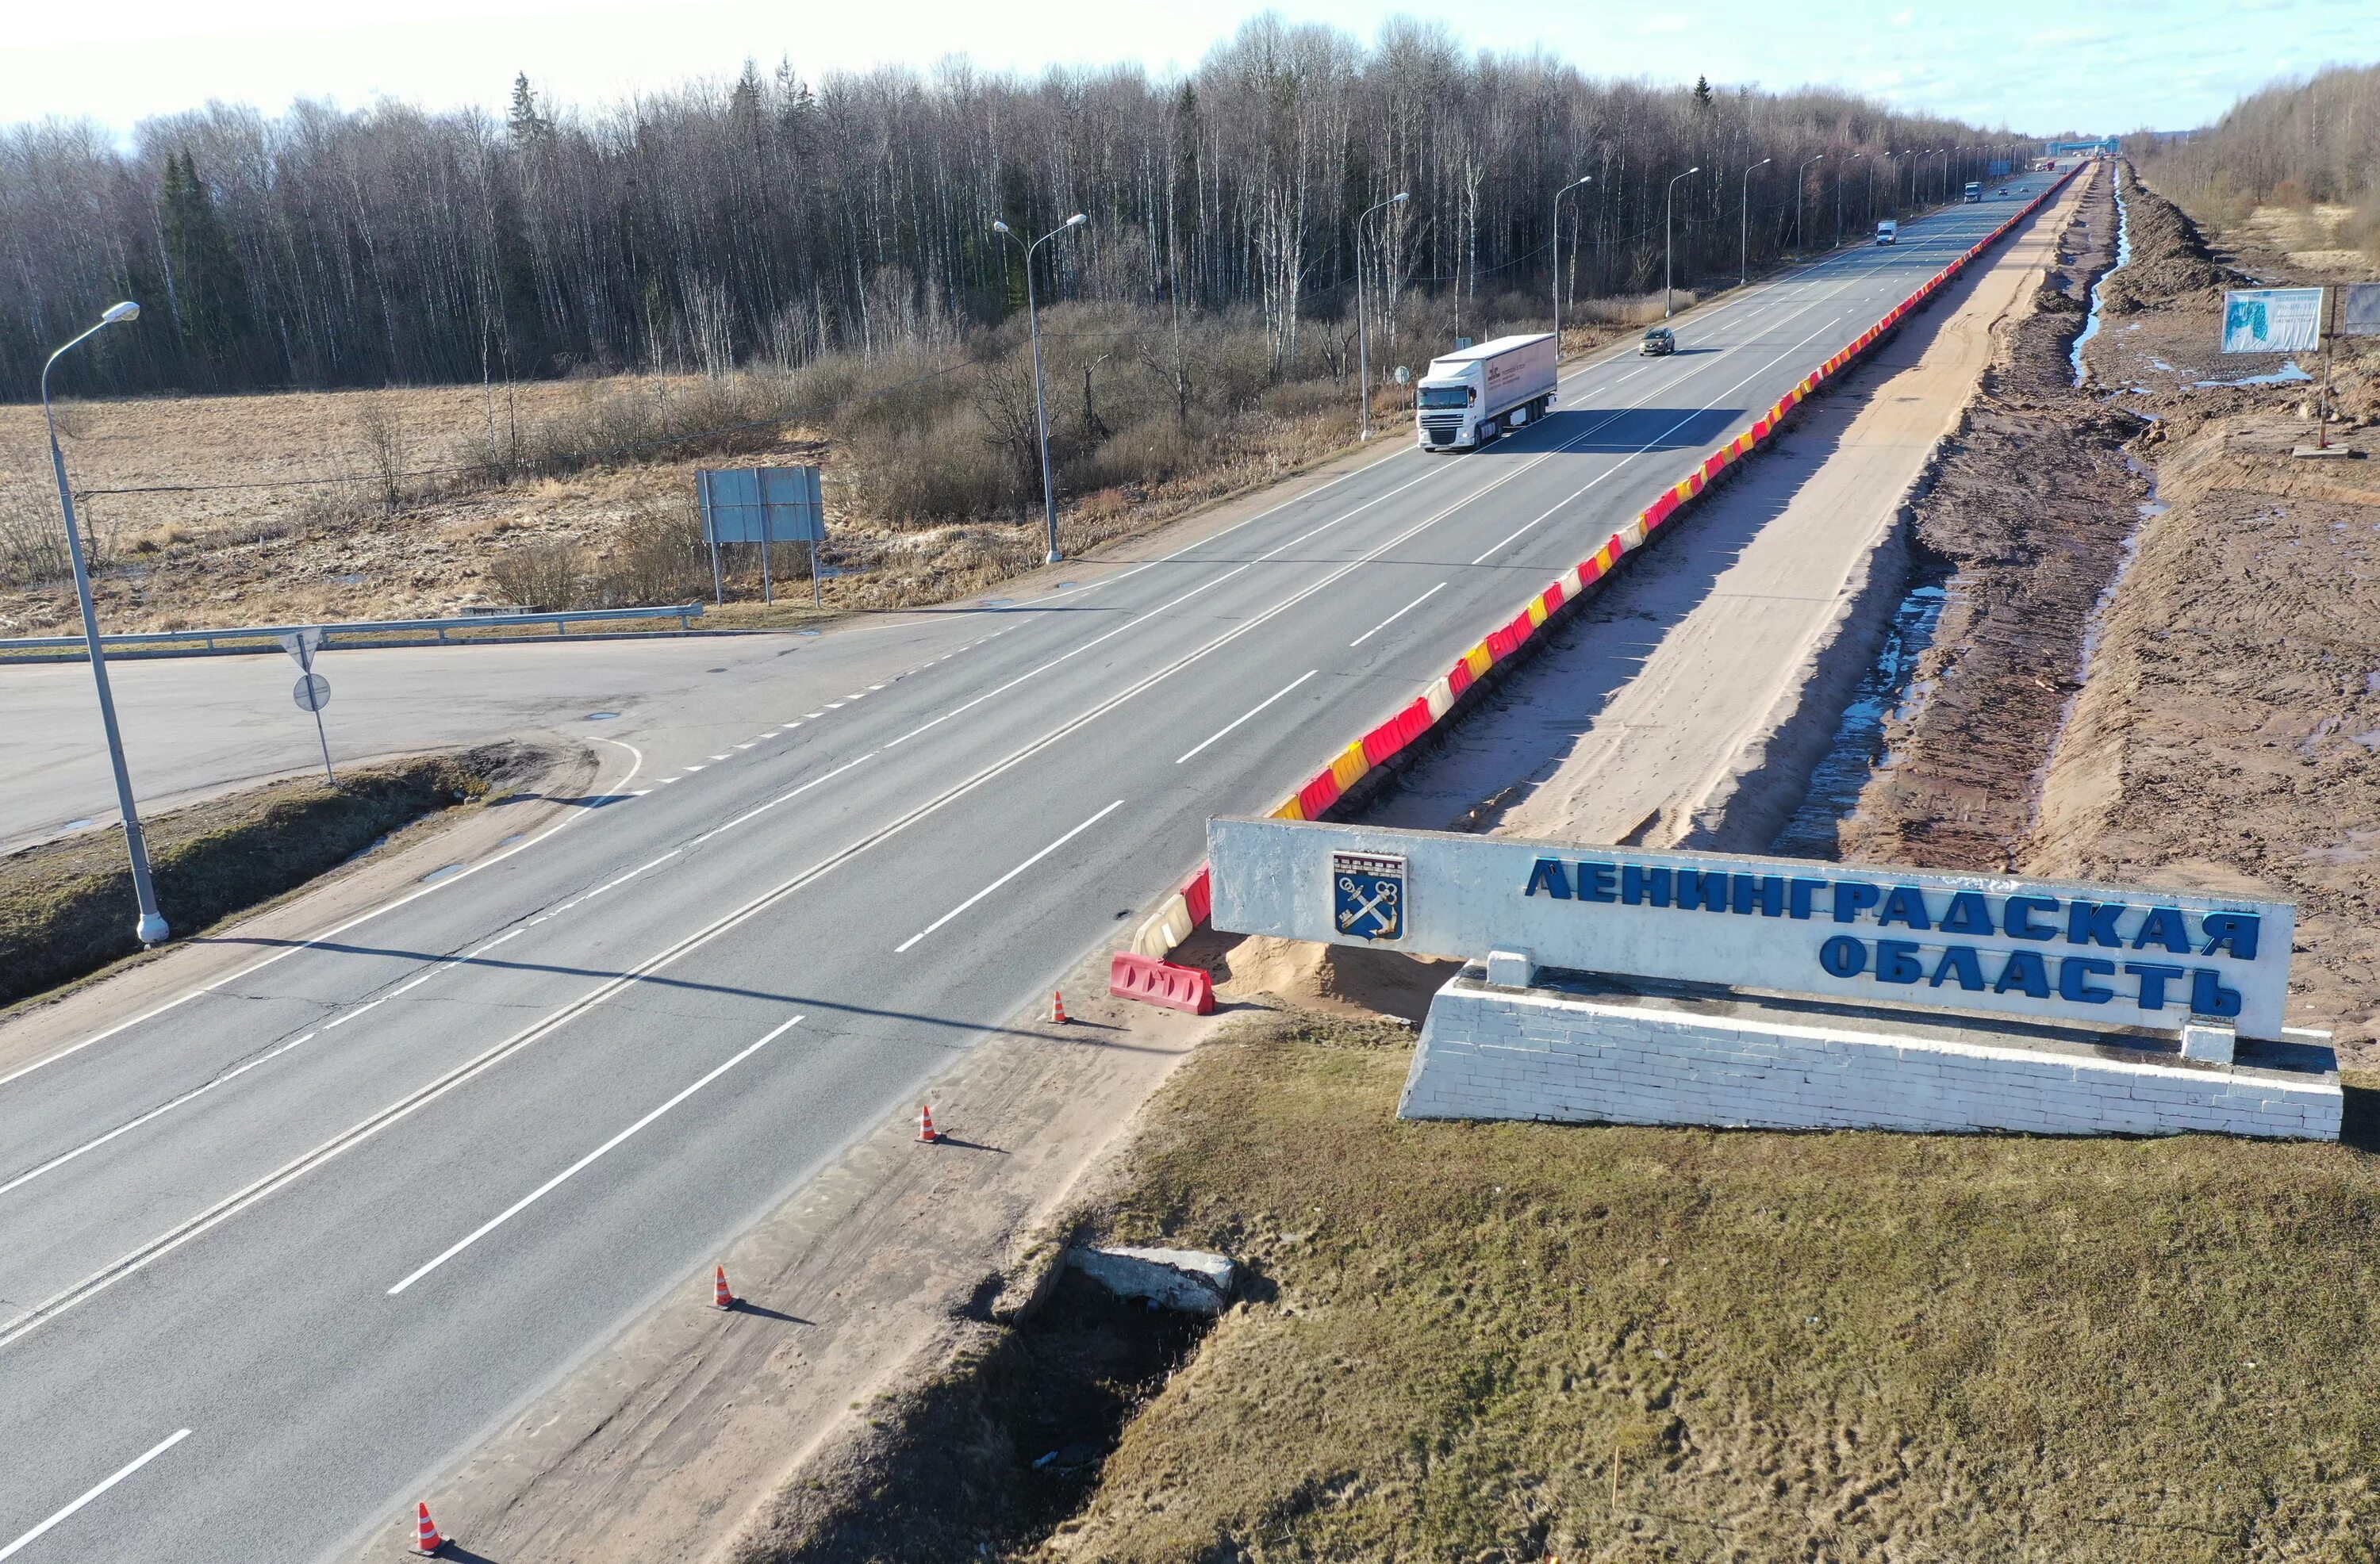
[[1793, 154, 1825, 260], [1550, 174, 1592, 347], [1739, 159, 1769, 286], [1663, 166, 1699, 317], [43, 301, 169, 947], [1837, 153, 1865, 246], [1355, 190, 1408, 441], [993, 213, 1087, 565]]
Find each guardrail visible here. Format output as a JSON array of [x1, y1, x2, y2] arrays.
[[1128, 164, 2086, 968], [0, 603, 706, 664]]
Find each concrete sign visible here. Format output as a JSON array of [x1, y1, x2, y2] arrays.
[[2222, 288, 2324, 355], [1208, 818, 2297, 1040]]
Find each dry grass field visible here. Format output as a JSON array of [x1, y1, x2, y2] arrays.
[[0, 298, 1674, 639], [1042, 1011, 2380, 1563]]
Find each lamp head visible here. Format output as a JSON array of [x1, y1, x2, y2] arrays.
[[1392, 190, 1410, 202], [1065, 213, 1087, 228], [101, 301, 140, 324], [993, 220, 1012, 235]]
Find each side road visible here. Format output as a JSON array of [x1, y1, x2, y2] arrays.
[[1368, 168, 2094, 849]]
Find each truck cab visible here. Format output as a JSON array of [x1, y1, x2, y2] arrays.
[[1874, 220, 1898, 246], [1964, 181, 1983, 203]]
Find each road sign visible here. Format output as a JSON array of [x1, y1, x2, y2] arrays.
[[2222, 288, 2324, 354], [2343, 283, 2380, 339], [293, 673, 331, 712], [697, 466, 824, 544], [276, 626, 325, 671]]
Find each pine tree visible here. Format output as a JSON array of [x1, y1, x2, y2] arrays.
[[1693, 75, 1714, 109], [157, 148, 252, 370], [508, 73, 551, 143]]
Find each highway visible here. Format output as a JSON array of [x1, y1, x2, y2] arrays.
[[0, 172, 2061, 1562]]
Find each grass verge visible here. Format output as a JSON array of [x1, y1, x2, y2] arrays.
[[1027, 1010, 2380, 1562], [0, 745, 535, 1008]]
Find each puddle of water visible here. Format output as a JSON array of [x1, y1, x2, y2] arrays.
[[1771, 582, 1952, 859], [420, 863, 466, 884], [2194, 362, 2313, 388], [62, 817, 95, 832], [2071, 167, 2132, 386], [585, 711, 621, 721]]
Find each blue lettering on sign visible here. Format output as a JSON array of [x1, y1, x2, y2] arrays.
[[2066, 901, 2128, 948], [1820, 936, 1867, 977], [2200, 913, 2259, 960], [1877, 940, 1925, 983], [1622, 864, 1670, 907], [1878, 886, 1932, 930], [1993, 950, 2052, 997], [2127, 962, 2186, 1010], [1939, 891, 1994, 936], [1513, 859, 2276, 1025], [2132, 907, 2192, 953], [2002, 898, 2059, 941], [1929, 946, 1986, 991]]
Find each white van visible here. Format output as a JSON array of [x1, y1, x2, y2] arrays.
[[1874, 220, 1899, 247]]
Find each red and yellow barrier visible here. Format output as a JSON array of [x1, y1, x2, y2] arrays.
[[1128, 165, 2083, 969]]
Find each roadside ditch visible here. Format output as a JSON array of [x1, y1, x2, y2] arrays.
[[1828, 163, 2144, 870]]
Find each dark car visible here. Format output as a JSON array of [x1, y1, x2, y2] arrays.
[[1639, 326, 1676, 357]]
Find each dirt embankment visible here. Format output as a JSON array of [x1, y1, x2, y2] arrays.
[[2029, 167, 2380, 1057], [1835, 165, 2148, 870]]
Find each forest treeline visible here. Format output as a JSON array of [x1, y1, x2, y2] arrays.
[[2, 15, 2025, 400], [2127, 63, 2380, 256]]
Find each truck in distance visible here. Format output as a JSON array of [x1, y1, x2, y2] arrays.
[[1964, 180, 1983, 202], [1875, 219, 1898, 245], [1415, 333, 1557, 450]]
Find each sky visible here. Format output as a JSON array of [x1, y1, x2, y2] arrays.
[[3, 0, 2374, 140]]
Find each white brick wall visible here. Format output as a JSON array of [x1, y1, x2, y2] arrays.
[[1397, 968, 2340, 1140]]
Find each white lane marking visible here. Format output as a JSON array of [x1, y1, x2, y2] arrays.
[[733, 743, 757, 750], [683, 764, 705, 772], [385, 1016, 797, 1295], [0, 1033, 316, 1201], [824, 703, 844, 710], [844, 692, 866, 700], [1349, 584, 1448, 647], [781, 723, 802, 730], [684, 753, 875, 849], [0, 738, 645, 1099], [1175, 670, 1321, 765], [894, 802, 1126, 953], [804, 711, 823, 719], [708, 753, 733, 761], [659, 776, 681, 784], [0, 1428, 190, 1562], [867, 684, 886, 691]]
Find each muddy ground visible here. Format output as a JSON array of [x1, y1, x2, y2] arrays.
[[1839, 161, 2380, 1056], [1834, 164, 2146, 870], [2029, 168, 2380, 1056]]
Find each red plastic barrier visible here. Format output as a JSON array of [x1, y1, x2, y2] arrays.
[[1181, 866, 1211, 925], [1110, 951, 1216, 1014]]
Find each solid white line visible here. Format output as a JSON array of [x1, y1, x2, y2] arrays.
[[1175, 670, 1321, 765], [386, 1016, 797, 1296], [894, 802, 1125, 953], [1349, 584, 1447, 646], [0, 1428, 191, 1561]]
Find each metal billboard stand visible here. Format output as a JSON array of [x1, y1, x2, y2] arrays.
[[697, 466, 827, 609]]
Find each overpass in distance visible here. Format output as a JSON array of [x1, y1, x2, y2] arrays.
[[0, 167, 2064, 1561]]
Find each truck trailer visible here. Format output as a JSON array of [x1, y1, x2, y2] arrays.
[[1415, 333, 1557, 450]]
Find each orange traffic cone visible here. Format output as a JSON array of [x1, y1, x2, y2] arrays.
[[413, 1501, 445, 1554], [1051, 990, 1069, 1024], [918, 1103, 940, 1143], [712, 1264, 735, 1309]]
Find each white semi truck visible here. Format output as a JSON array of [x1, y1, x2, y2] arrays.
[[1415, 333, 1557, 450]]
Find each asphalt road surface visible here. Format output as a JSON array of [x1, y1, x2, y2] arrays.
[[0, 171, 2061, 1562]]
